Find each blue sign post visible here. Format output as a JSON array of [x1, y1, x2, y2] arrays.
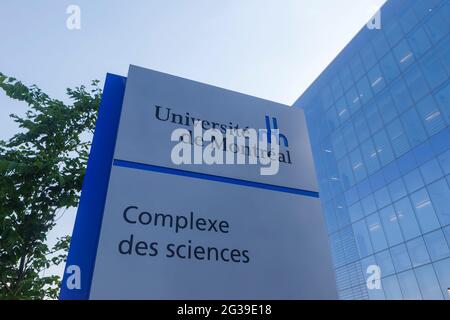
[[59, 74, 126, 300]]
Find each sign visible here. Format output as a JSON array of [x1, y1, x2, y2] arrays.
[[60, 65, 337, 299]]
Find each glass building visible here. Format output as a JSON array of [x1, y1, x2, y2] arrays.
[[294, 0, 449, 299]]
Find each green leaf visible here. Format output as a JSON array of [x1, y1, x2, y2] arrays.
[[0, 72, 102, 299]]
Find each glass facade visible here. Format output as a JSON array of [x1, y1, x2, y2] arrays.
[[294, 0, 449, 300]]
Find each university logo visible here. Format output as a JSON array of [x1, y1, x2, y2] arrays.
[[265, 116, 288, 147], [154, 105, 292, 175]]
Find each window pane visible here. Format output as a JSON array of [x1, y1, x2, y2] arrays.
[[438, 150, 450, 175], [429, 128, 450, 155], [433, 258, 450, 300], [410, 188, 441, 233], [364, 101, 383, 134], [336, 96, 350, 124], [350, 54, 365, 81], [434, 83, 449, 125], [407, 26, 432, 58], [382, 161, 401, 184], [357, 76, 374, 105], [321, 85, 334, 109], [339, 66, 354, 91], [348, 201, 363, 224], [323, 201, 338, 234], [397, 270, 422, 300], [331, 77, 344, 100], [342, 122, 357, 152], [424, 229, 450, 261], [399, 8, 418, 34], [387, 119, 410, 157], [419, 158, 443, 185], [382, 275, 403, 300], [414, 264, 444, 300], [420, 50, 447, 90], [372, 32, 390, 60], [374, 187, 391, 210], [352, 219, 373, 258], [373, 129, 395, 165], [326, 107, 338, 131], [361, 194, 377, 216], [388, 178, 407, 202], [329, 233, 344, 268], [380, 53, 400, 83], [349, 148, 367, 182], [414, 141, 434, 166], [403, 168, 424, 194], [427, 178, 450, 226], [357, 179, 372, 199], [390, 243, 412, 273], [377, 90, 397, 124], [332, 131, 347, 159], [375, 249, 396, 277], [368, 286, 386, 300], [369, 170, 386, 193], [401, 108, 427, 147], [341, 226, 360, 264], [366, 213, 388, 252], [394, 197, 421, 240], [397, 151, 417, 175], [404, 65, 429, 103], [416, 95, 446, 136], [425, 10, 447, 44], [360, 43, 377, 70], [412, 0, 437, 19], [393, 39, 415, 71], [368, 64, 385, 94], [380, 205, 404, 246], [353, 111, 370, 143], [335, 194, 351, 229], [384, 20, 403, 47], [346, 87, 362, 115], [360, 138, 380, 175], [345, 186, 359, 206], [437, 36, 450, 75], [406, 237, 430, 267]]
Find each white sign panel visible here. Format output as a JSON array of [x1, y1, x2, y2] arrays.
[[64, 65, 337, 300]]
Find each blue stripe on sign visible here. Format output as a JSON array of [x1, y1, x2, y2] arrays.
[[59, 73, 127, 300], [113, 159, 319, 198]]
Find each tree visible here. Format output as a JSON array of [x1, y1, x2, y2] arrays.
[[0, 73, 102, 299]]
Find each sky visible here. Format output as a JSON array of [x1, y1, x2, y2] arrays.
[[0, 0, 385, 280]]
